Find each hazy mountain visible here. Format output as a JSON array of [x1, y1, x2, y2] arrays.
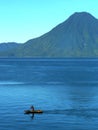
[[0, 12, 98, 57], [0, 42, 20, 51]]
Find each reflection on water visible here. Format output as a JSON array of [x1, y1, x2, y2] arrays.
[[67, 86, 97, 109]]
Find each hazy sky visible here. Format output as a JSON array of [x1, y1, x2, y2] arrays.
[[0, 0, 98, 43]]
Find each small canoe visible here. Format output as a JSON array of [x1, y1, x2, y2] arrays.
[[24, 110, 43, 114]]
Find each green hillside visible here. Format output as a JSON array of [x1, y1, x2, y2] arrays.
[[0, 12, 98, 57]]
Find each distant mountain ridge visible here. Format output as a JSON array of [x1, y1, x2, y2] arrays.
[[0, 12, 98, 57], [0, 42, 20, 51]]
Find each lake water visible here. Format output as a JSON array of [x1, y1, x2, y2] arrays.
[[0, 58, 98, 130]]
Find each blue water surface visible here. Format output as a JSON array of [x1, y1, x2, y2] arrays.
[[0, 58, 98, 130]]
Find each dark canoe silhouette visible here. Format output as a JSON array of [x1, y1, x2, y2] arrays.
[[24, 110, 43, 114]]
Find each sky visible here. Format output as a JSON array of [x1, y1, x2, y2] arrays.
[[0, 0, 98, 43]]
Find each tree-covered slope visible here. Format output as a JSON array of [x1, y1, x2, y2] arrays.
[[0, 12, 98, 57]]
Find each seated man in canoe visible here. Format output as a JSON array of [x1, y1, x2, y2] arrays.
[[31, 105, 34, 112], [24, 105, 43, 114]]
